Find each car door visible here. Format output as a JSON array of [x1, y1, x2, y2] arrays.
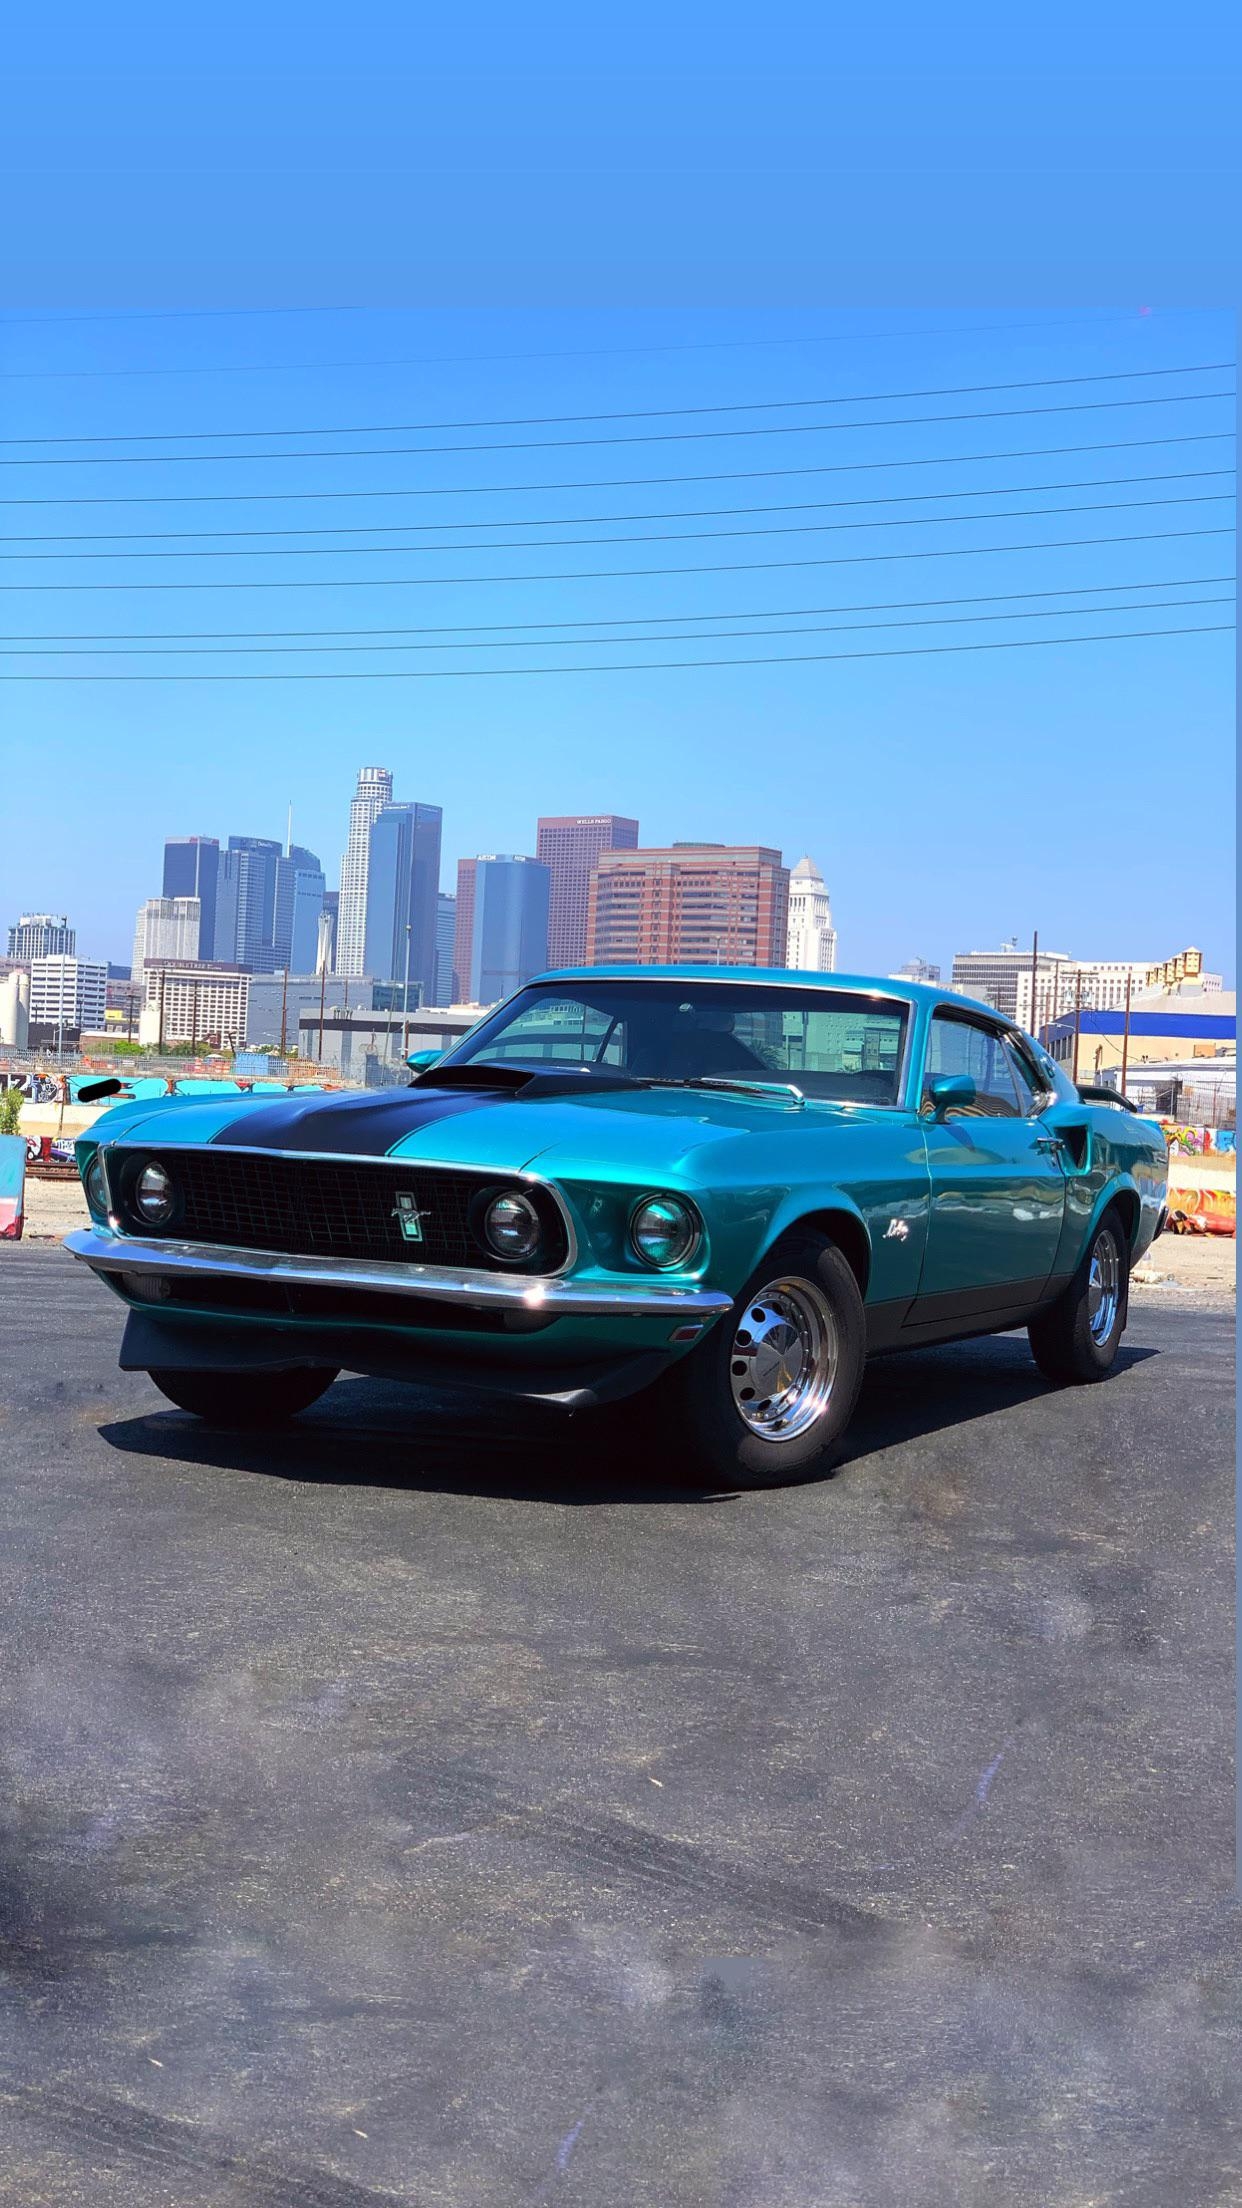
[[912, 1009, 1068, 1326]]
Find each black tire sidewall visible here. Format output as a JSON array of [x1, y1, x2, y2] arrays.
[[672, 1231, 867, 1485]]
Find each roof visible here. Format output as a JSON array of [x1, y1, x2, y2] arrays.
[[790, 854, 823, 880], [526, 963, 1003, 1022]]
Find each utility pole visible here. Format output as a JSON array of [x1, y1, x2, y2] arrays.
[[401, 922, 413, 1060], [279, 965, 289, 1058], [157, 966, 166, 1054], [1029, 930, 1039, 1039], [1120, 967, 1133, 1097], [317, 963, 326, 1063], [190, 981, 198, 1057], [1071, 966, 1083, 1086]]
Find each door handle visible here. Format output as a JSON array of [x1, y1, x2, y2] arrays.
[[1034, 1134, 1064, 1155]]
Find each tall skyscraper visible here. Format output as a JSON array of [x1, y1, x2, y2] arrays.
[[6, 914, 75, 961], [785, 855, 837, 973], [536, 814, 640, 967], [274, 844, 326, 973], [336, 767, 393, 976], [468, 857, 551, 1003], [162, 837, 219, 958], [132, 896, 202, 976], [453, 857, 478, 1000], [587, 845, 789, 968], [215, 836, 283, 971], [434, 893, 456, 1005], [362, 801, 443, 1001]]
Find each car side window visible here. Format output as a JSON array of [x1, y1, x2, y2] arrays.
[[922, 1014, 1025, 1118], [1001, 1034, 1045, 1114]]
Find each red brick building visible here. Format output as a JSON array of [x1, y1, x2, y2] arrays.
[[536, 814, 639, 967], [586, 844, 789, 969]]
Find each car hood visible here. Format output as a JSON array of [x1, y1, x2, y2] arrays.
[[86, 1078, 887, 1179]]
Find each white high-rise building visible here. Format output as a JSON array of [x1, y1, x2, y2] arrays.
[[132, 895, 202, 975], [336, 766, 393, 976], [786, 855, 837, 973], [28, 955, 107, 1038]]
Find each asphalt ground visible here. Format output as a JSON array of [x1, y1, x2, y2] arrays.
[[0, 1245, 1237, 2208]]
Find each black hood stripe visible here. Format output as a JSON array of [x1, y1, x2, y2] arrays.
[[208, 1085, 505, 1155]]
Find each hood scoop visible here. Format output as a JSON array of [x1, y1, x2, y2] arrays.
[[412, 1061, 641, 1100]]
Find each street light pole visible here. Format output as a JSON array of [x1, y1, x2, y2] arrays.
[[1029, 929, 1039, 1039], [1071, 967, 1083, 1087], [401, 922, 413, 1060], [1120, 967, 1133, 1097]]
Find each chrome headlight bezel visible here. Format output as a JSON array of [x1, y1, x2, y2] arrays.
[[83, 1148, 110, 1220], [628, 1192, 703, 1271], [480, 1188, 544, 1264], [134, 1159, 175, 1228]]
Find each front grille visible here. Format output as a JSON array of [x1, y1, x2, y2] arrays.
[[115, 1148, 567, 1274]]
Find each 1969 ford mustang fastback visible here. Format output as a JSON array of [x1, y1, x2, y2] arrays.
[[67, 967, 1169, 1485]]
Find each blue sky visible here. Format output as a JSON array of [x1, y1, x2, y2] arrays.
[[1, 307, 1232, 979], [1, 8, 1237, 980]]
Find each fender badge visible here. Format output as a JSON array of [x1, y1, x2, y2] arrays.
[[884, 1217, 910, 1241], [392, 1193, 428, 1243]]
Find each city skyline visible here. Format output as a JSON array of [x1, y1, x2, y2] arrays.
[[2, 311, 1230, 987]]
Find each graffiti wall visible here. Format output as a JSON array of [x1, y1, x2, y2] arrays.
[[1158, 1119, 1235, 1156]]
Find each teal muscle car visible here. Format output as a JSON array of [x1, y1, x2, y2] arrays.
[[66, 968, 1169, 1486]]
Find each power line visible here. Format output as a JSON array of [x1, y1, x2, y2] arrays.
[[1, 491, 1229, 564], [3, 573, 1230, 643], [0, 311, 1166, 377], [4, 596, 1229, 658], [2, 362, 1229, 447], [1, 624, 1229, 682], [0, 524, 1229, 592], [2, 429, 1231, 508], [3, 467, 1229, 545], [1, 391, 1234, 471]]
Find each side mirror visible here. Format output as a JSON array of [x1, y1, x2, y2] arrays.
[[406, 1047, 443, 1074], [929, 1072, 977, 1118]]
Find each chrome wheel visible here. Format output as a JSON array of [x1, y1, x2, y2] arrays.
[[728, 1276, 838, 1443], [1086, 1226, 1121, 1344]]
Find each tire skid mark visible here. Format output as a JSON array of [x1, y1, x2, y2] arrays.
[[0, 2082, 410, 2208], [401, 1764, 886, 1942]]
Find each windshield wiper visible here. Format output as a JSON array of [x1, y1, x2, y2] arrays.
[[644, 1076, 805, 1106]]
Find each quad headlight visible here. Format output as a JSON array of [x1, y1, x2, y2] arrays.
[[83, 1149, 110, 1218], [481, 1189, 543, 1262], [134, 1160, 175, 1227], [629, 1193, 702, 1270]]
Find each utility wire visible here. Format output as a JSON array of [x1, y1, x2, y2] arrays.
[[1, 362, 1229, 446], [0, 392, 1234, 470], [0, 491, 1229, 563], [0, 524, 1229, 591], [2, 430, 1231, 508], [2, 467, 1229, 545], [4, 596, 1229, 658], [1, 624, 1229, 681], [2, 573, 1230, 644], [0, 310, 1168, 376]]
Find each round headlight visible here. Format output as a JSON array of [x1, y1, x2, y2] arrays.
[[482, 1189, 543, 1262], [134, 1161, 174, 1227], [83, 1151, 109, 1217], [630, 1194, 700, 1270]]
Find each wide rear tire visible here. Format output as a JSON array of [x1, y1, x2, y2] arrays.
[[148, 1366, 339, 1426], [1028, 1205, 1129, 1383], [656, 1230, 867, 1487]]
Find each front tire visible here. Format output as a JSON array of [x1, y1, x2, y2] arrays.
[[1028, 1206, 1129, 1383], [659, 1231, 867, 1487], [148, 1366, 339, 1426]]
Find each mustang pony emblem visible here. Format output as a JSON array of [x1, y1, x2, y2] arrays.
[[392, 1193, 429, 1243], [884, 1217, 910, 1241]]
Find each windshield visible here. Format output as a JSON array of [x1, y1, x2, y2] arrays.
[[445, 980, 910, 1105]]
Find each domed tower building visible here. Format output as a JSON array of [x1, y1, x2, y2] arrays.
[[786, 854, 837, 973]]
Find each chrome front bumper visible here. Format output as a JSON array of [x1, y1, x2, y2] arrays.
[[63, 1228, 734, 1321]]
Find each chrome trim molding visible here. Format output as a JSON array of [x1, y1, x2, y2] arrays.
[[96, 1140, 581, 1277], [64, 1228, 734, 1320]]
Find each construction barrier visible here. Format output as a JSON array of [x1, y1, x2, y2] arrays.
[[0, 1132, 25, 1239]]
